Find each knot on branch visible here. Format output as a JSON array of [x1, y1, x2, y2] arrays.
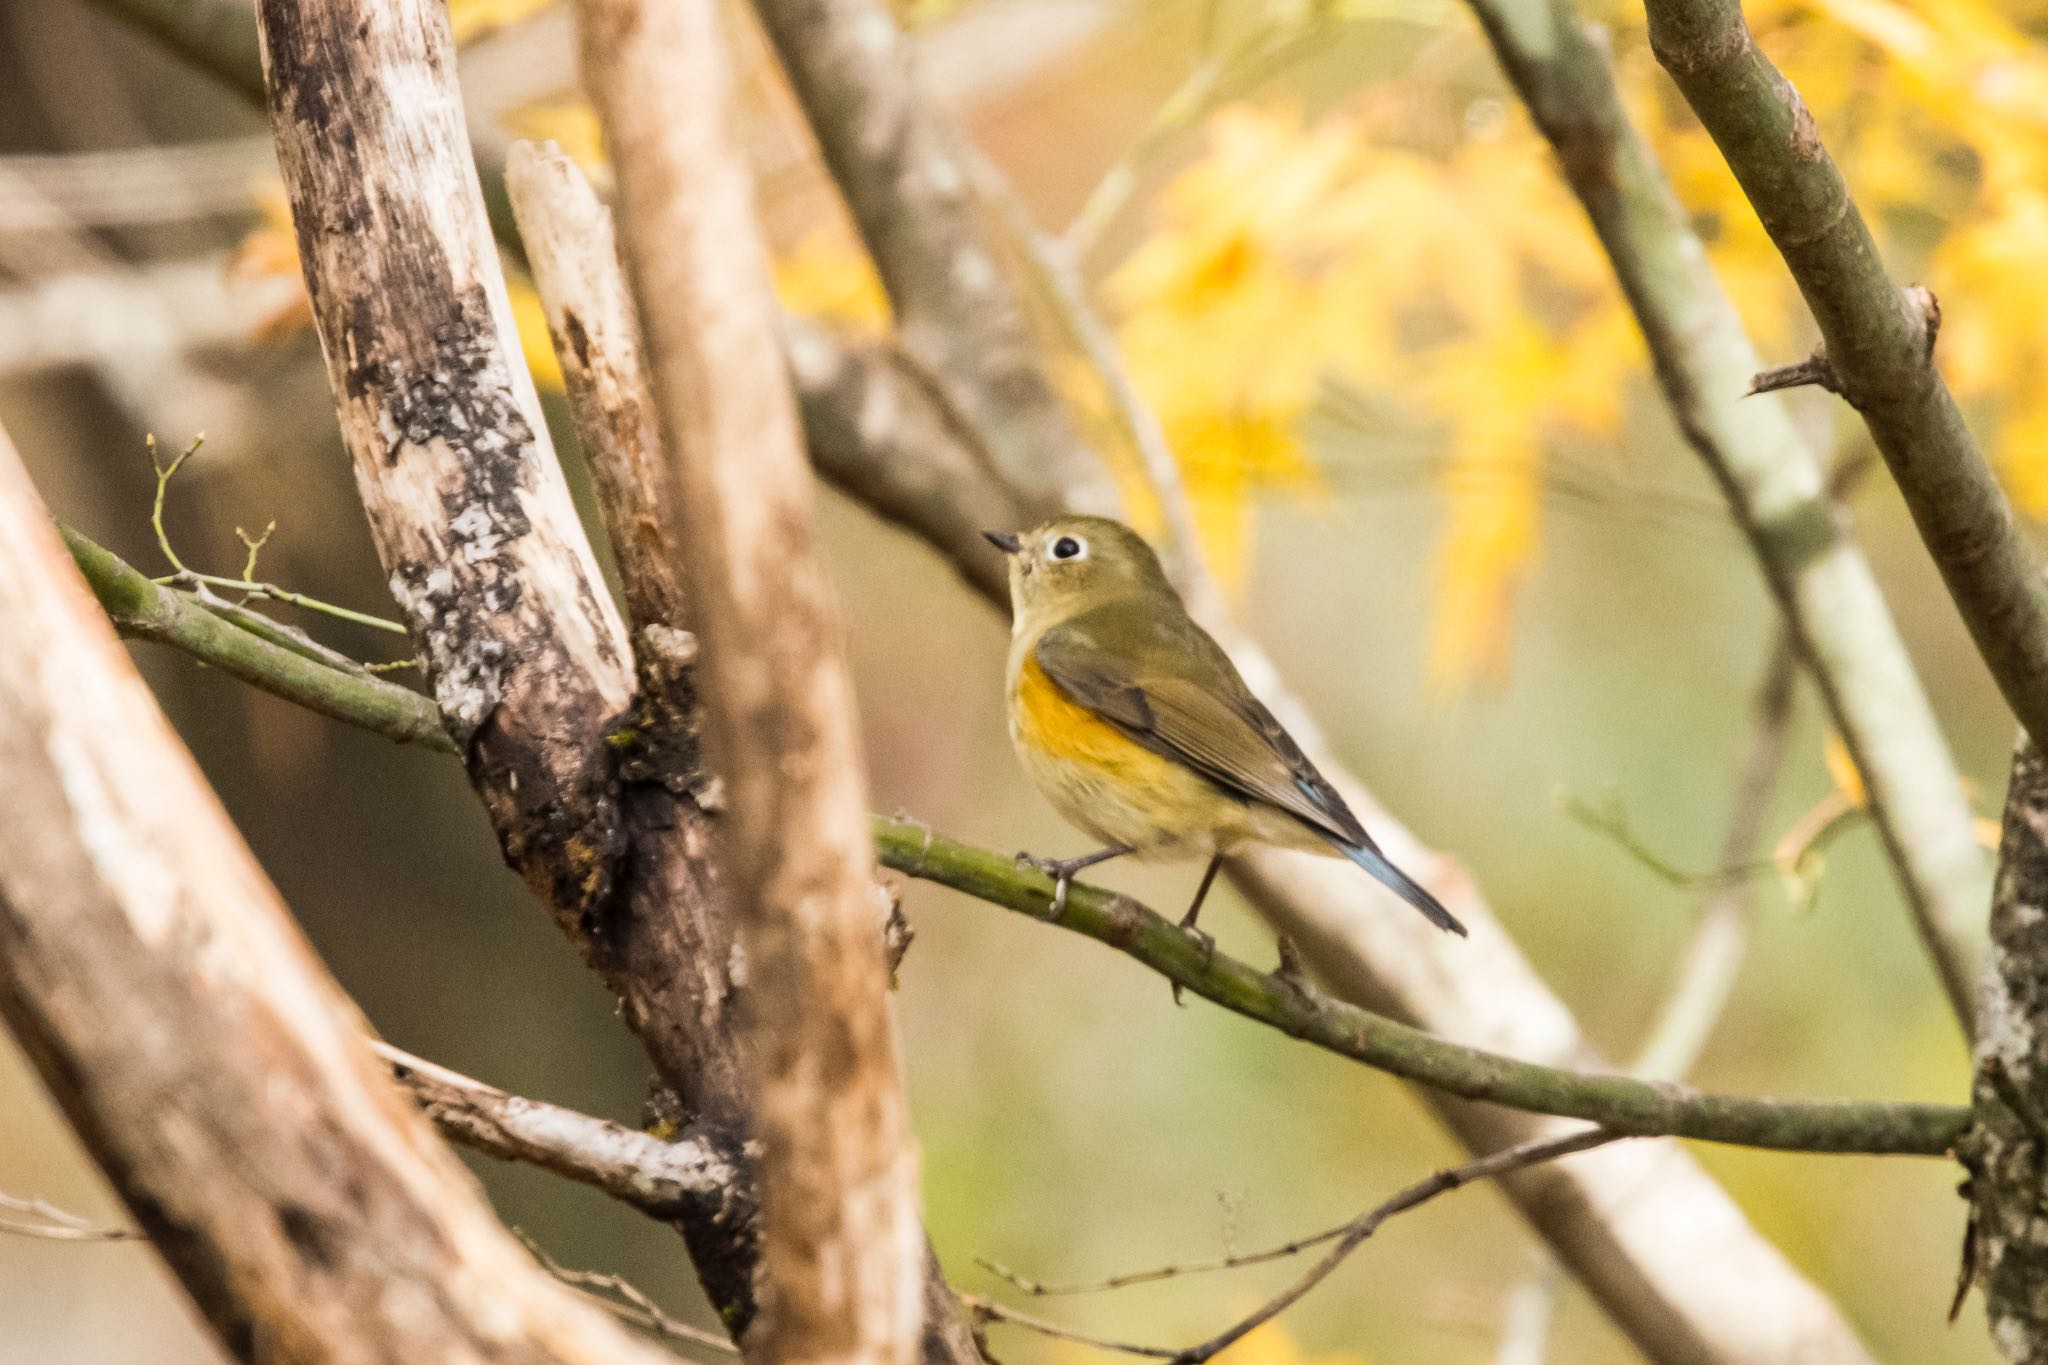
[[1746, 287, 1941, 404], [607, 627, 713, 808], [1747, 351, 1845, 400]]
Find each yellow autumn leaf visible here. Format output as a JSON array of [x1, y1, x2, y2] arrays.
[[448, 0, 556, 44], [772, 228, 891, 334], [506, 271, 565, 394], [501, 99, 608, 172], [1823, 731, 1868, 807], [1421, 317, 1557, 691]]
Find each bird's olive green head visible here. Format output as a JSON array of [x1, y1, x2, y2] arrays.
[[982, 516, 1176, 627]]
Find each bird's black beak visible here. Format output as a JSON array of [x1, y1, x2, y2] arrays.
[[982, 530, 1022, 555]]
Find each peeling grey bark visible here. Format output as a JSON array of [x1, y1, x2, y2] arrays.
[[1965, 737, 2048, 1360], [255, 0, 765, 1334]]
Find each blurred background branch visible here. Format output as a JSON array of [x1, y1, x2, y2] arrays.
[[1465, 0, 1987, 1036], [1648, 0, 2048, 763]]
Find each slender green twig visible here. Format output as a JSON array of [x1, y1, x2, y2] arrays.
[[874, 816, 1968, 1155], [1556, 788, 1775, 890], [144, 435, 408, 636], [41, 556, 1975, 1156], [1631, 633, 1795, 1081], [63, 525, 453, 753]]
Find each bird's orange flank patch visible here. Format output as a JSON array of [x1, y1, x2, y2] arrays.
[[1013, 655, 1147, 769]]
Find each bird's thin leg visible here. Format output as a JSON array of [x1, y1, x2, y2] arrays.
[[1180, 853, 1224, 933], [1016, 844, 1131, 917], [1169, 853, 1225, 1009], [1274, 932, 1312, 996]]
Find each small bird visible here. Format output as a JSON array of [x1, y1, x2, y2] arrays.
[[987, 516, 1466, 960]]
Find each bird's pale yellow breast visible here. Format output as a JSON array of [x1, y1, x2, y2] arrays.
[[1010, 649, 1269, 856]]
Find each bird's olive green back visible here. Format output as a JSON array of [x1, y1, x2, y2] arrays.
[[1031, 597, 1377, 854]]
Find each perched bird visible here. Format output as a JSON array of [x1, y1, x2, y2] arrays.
[[986, 516, 1466, 955]]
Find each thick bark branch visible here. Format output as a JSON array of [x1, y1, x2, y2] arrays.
[[257, 0, 629, 906], [503, 141, 690, 641], [573, 1, 934, 1359], [0, 419, 671, 1365], [254, 0, 763, 1331], [1645, 0, 2048, 767]]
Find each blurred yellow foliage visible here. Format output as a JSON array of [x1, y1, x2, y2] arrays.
[[447, 0, 557, 44], [772, 228, 893, 334], [1102, 0, 2048, 687], [1107, 104, 1634, 674], [500, 99, 608, 172]]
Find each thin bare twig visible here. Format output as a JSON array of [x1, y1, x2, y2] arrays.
[[1171, 1129, 1623, 1363], [970, 1130, 1621, 1362], [961, 1294, 1178, 1359], [0, 1192, 138, 1242], [515, 1230, 736, 1355], [975, 1207, 1357, 1299]]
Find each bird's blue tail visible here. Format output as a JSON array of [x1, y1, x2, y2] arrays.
[[1341, 841, 1468, 936]]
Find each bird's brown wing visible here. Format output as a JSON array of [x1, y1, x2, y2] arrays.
[[1033, 609, 1373, 851]]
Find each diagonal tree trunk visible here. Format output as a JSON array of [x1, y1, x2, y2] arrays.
[[0, 414, 675, 1365]]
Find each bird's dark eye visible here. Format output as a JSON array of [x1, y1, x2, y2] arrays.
[[1050, 535, 1085, 562]]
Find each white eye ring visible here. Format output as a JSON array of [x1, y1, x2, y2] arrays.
[[1048, 534, 1088, 562]]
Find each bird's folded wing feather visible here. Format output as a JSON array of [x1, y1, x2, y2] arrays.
[[1034, 614, 1373, 851]]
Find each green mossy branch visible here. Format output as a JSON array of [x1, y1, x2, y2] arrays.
[[63, 526, 453, 753], [61, 516, 1968, 1156], [871, 816, 1967, 1157]]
